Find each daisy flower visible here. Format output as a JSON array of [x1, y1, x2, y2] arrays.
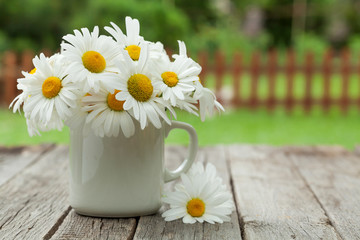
[[10, 54, 67, 115], [105, 16, 166, 61], [65, 94, 93, 136], [81, 88, 135, 138], [61, 26, 120, 92], [172, 40, 201, 70], [187, 162, 221, 182], [9, 68, 35, 114], [26, 118, 41, 136], [25, 113, 64, 137], [114, 44, 174, 129], [193, 83, 224, 121], [152, 44, 200, 106], [148, 41, 170, 63], [162, 162, 235, 224], [21, 53, 79, 130], [170, 40, 224, 119], [175, 94, 199, 116]]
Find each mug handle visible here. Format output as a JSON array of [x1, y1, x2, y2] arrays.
[[164, 121, 198, 183]]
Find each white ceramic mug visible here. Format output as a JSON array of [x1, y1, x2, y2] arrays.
[[69, 120, 198, 217]]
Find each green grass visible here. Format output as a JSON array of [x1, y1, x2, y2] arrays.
[[1, 107, 359, 150]]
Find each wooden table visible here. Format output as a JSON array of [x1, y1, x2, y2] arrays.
[[0, 144, 359, 240]]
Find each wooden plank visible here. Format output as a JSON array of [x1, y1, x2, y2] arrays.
[[0, 144, 54, 186], [133, 146, 195, 239], [0, 146, 71, 240], [354, 145, 360, 156], [290, 146, 360, 240], [134, 146, 241, 240], [134, 147, 237, 240], [49, 210, 137, 240], [51, 147, 185, 240], [203, 146, 242, 240], [228, 145, 340, 240], [133, 146, 189, 239]]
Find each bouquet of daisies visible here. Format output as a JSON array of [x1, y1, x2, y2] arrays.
[[10, 16, 223, 138]]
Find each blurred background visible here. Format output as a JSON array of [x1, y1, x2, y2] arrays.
[[0, 0, 359, 148]]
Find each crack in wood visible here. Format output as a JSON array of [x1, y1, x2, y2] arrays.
[[225, 147, 246, 240], [129, 217, 139, 240], [289, 156, 344, 240], [0, 198, 30, 230], [43, 206, 72, 240]]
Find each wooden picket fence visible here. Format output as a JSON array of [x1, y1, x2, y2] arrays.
[[1, 49, 360, 114], [197, 49, 360, 113]]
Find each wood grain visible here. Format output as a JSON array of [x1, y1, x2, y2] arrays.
[[50, 210, 137, 240], [2, 144, 360, 239], [290, 147, 360, 240], [228, 145, 340, 240], [203, 146, 242, 240], [0, 145, 71, 240], [0, 144, 53, 186]]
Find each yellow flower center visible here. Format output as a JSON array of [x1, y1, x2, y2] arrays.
[[107, 90, 125, 111], [161, 71, 179, 87], [42, 76, 62, 99], [82, 51, 106, 73], [125, 45, 141, 61], [127, 74, 153, 102], [186, 198, 205, 217], [29, 68, 36, 74]]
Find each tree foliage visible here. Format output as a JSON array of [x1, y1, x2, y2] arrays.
[[0, 0, 192, 52]]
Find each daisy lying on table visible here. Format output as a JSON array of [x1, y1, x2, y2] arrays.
[[162, 162, 235, 224]]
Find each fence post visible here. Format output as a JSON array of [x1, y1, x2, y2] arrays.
[[214, 50, 225, 104], [266, 49, 278, 112], [304, 51, 314, 114], [198, 51, 208, 87], [285, 49, 295, 114], [322, 49, 332, 113], [41, 48, 53, 58], [21, 50, 34, 73], [249, 52, 260, 110], [231, 52, 242, 107], [165, 48, 173, 60], [340, 48, 350, 114], [3, 51, 18, 106]]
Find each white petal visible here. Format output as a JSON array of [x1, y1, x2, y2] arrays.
[[182, 214, 196, 224], [162, 207, 186, 218]]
